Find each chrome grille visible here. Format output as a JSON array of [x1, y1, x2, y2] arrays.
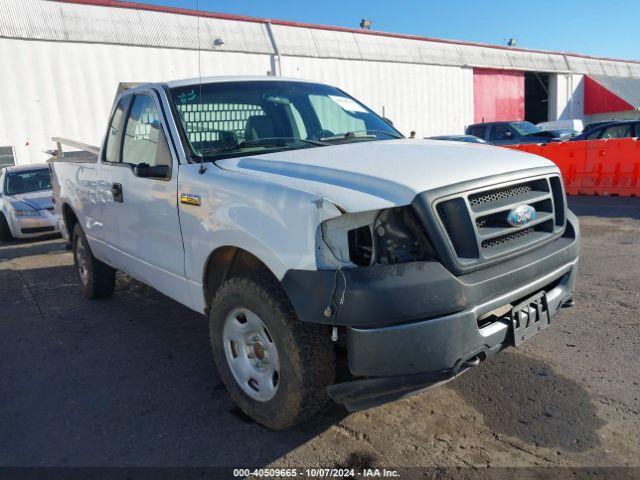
[[434, 175, 566, 268]]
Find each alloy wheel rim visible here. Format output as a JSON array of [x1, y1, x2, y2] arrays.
[[222, 307, 280, 402]]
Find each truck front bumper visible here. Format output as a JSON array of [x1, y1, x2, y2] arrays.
[[281, 212, 580, 411]]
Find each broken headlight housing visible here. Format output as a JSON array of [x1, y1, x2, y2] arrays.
[[317, 206, 436, 268]]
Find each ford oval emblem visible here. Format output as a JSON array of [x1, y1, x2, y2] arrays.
[[507, 205, 537, 227]]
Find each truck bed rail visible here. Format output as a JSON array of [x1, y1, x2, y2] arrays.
[[50, 137, 99, 163]]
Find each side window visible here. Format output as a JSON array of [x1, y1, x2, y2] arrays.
[[104, 97, 130, 163], [122, 95, 172, 169], [489, 125, 513, 141], [601, 124, 632, 139], [468, 126, 487, 139], [0, 146, 16, 167], [586, 128, 604, 140], [308, 95, 366, 135]]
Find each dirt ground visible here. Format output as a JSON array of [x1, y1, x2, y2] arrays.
[[0, 197, 638, 471]]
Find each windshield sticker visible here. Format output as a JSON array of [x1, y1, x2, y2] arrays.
[[177, 89, 198, 104], [329, 95, 367, 113]]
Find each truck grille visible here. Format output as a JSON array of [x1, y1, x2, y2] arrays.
[[433, 175, 566, 268]]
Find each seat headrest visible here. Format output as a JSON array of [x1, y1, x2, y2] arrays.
[[244, 115, 276, 141]]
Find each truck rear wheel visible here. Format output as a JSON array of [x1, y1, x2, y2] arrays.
[[72, 224, 116, 299], [210, 272, 335, 430], [0, 213, 13, 241]]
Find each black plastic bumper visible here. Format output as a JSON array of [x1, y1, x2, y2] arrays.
[[281, 212, 580, 329], [281, 212, 580, 410]]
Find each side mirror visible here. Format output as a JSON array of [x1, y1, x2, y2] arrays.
[[383, 117, 394, 126], [505, 131, 513, 137], [134, 163, 170, 179]]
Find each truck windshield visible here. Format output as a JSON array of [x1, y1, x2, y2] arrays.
[[511, 121, 542, 136], [169, 81, 402, 161], [4, 169, 51, 195]]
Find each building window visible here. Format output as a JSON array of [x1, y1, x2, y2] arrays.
[[0, 146, 15, 166]]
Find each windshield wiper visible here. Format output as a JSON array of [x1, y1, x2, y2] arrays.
[[320, 129, 403, 142], [202, 137, 329, 155]]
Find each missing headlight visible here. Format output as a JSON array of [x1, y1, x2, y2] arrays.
[[319, 207, 436, 268], [373, 207, 434, 264]]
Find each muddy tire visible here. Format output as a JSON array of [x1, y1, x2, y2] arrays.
[[210, 272, 335, 430], [0, 213, 12, 241], [72, 223, 116, 299]]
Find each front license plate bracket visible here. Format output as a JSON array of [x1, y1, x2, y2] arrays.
[[510, 291, 550, 346]]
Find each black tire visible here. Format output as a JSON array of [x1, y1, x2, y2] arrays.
[[72, 223, 116, 299], [210, 272, 335, 430], [0, 213, 13, 241]]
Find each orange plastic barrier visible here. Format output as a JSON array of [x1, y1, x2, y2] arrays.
[[507, 138, 640, 196]]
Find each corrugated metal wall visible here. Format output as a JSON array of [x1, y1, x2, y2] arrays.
[[0, 0, 638, 164], [281, 57, 473, 137], [0, 38, 272, 164]]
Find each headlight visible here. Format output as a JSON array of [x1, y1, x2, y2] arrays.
[[317, 206, 436, 268], [12, 208, 40, 217]]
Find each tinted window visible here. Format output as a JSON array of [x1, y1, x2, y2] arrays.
[[511, 122, 541, 135], [601, 124, 633, 139], [467, 126, 487, 138], [122, 95, 172, 169], [104, 97, 130, 163], [5, 169, 51, 195], [489, 125, 513, 141], [586, 128, 604, 140]]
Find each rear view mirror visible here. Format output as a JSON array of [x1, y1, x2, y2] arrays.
[[134, 163, 170, 179]]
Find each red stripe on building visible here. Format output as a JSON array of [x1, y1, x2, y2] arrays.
[[584, 76, 635, 115]]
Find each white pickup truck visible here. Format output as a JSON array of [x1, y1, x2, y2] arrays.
[[50, 76, 580, 429]]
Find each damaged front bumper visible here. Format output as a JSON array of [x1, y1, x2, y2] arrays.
[[282, 212, 580, 411]]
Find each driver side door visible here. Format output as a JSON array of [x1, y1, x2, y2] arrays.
[[105, 91, 189, 304]]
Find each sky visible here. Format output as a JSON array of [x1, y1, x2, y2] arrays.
[[132, 0, 639, 61]]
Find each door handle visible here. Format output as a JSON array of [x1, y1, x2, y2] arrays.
[[111, 183, 123, 203]]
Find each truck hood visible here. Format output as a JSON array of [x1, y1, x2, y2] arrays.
[[10, 191, 53, 210], [217, 139, 554, 212]]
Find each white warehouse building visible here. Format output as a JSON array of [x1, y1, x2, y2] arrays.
[[1, 0, 640, 165]]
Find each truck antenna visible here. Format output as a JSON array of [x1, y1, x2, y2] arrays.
[[197, 0, 207, 174]]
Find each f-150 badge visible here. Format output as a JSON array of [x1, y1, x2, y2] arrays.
[[180, 193, 201, 206]]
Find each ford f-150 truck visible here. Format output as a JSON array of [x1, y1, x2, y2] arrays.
[[50, 76, 579, 430]]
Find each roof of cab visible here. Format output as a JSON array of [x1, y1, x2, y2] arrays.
[[164, 76, 320, 89]]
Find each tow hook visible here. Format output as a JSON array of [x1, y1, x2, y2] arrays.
[[561, 298, 575, 308]]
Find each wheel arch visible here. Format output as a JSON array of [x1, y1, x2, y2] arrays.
[[203, 246, 281, 310], [61, 202, 79, 242]]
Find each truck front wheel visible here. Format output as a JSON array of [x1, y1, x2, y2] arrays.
[[72, 224, 116, 299], [210, 273, 335, 430]]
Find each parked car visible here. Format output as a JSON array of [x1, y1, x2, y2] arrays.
[[582, 121, 619, 133], [466, 121, 561, 145], [427, 134, 486, 144], [50, 77, 579, 429], [0, 163, 59, 241], [572, 120, 640, 141]]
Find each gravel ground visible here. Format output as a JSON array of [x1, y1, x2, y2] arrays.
[[0, 197, 638, 470]]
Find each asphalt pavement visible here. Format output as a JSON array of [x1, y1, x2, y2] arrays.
[[0, 196, 638, 470]]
